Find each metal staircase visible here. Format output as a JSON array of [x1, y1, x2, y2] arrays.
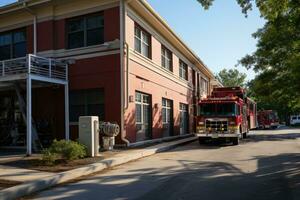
[[0, 54, 69, 155], [14, 82, 42, 151]]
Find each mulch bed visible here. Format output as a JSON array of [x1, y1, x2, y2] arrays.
[[0, 150, 122, 173]]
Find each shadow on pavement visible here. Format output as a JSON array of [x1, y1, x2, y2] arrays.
[[33, 152, 300, 200]]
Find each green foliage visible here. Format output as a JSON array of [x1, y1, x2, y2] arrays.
[[41, 149, 58, 166], [216, 68, 247, 87], [197, 0, 300, 116], [42, 140, 87, 165]]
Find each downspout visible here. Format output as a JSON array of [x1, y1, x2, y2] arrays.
[[120, 0, 130, 146], [23, 2, 37, 54]]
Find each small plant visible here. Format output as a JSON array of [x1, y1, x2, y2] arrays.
[[42, 140, 87, 165], [41, 149, 58, 166]]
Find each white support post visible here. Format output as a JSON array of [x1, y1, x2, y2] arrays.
[[1, 62, 4, 77], [27, 54, 31, 74], [65, 83, 70, 140], [49, 59, 52, 78], [26, 76, 32, 156]]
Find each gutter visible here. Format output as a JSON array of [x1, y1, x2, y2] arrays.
[[120, 0, 130, 146], [23, 1, 37, 54]]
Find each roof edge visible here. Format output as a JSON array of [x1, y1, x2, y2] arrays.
[[139, 0, 215, 78]]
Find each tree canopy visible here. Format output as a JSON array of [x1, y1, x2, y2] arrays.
[[198, 0, 300, 117], [216, 69, 247, 87]]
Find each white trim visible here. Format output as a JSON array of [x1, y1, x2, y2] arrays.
[[65, 83, 70, 140], [26, 76, 32, 156], [37, 44, 120, 60], [129, 49, 193, 90], [30, 74, 67, 85], [127, 7, 209, 78]]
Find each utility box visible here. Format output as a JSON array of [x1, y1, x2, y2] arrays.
[[78, 116, 99, 157]]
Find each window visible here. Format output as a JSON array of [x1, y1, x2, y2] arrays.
[[0, 29, 26, 61], [162, 98, 172, 124], [134, 25, 151, 58], [70, 89, 104, 122], [201, 77, 208, 95], [135, 92, 151, 135], [67, 14, 104, 49], [161, 45, 172, 71], [179, 60, 188, 80]]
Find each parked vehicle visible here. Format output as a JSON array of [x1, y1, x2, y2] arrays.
[[196, 87, 257, 145], [290, 115, 300, 126], [257, 110, 279, 129]]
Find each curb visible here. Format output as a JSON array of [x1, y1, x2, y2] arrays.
[[0, 136, 197, 200]]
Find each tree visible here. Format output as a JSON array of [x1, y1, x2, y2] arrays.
[[197, 0, 300, 115], [216, 69, 247, 87]]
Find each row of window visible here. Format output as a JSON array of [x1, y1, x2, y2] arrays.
[[0, 13, 104, 61], [135, 91, 188, 125], [134, 25, 189, 80]]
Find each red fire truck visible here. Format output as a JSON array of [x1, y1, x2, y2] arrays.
[[196, 87, 257, 145], [257, 110, 279, 129]]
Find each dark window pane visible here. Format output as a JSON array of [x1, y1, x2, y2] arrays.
[[135, 27, 141, 38], [136, 104, 142, 123], [135, 37, 141, 53], [162, 108, 166, 123], [87, 104, 104, 120], [68, 32, 84, 49], [68, 19, 84, 32], [135, 92, 142, 102], [87, 28, 103, 46], [70, 105, 85, 122], [69, 89, 104, 122], [143, 104, 149, 124], [13, 42, 26, 58], [142, 43, 149, 58], [13, 31, 26, 43], [87, 15, 104, 29], [0, 45, 11, 60], [0, 34, 11, 46]]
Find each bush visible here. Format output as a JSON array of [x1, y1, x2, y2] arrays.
[[41, 149, 58, 166], [42, 140, 87, 165]]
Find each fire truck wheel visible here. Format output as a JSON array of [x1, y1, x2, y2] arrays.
[[232, 137, 239, 145]]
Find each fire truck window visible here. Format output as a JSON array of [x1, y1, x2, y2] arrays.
[[216, 103, 236, 116], [200, 104, 214, 116]]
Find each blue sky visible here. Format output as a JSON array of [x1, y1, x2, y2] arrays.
[[0, 0, 265, 80], [147, 0, 265, 80]]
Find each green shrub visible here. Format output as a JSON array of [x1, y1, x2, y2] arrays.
[[42, 140, 87, 165], [41, 149, 58, 166]]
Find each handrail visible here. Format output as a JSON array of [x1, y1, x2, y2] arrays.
[[0, 54, 67, 81]]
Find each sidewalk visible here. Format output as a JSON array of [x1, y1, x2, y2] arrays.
[[0, 135, 197, 200]]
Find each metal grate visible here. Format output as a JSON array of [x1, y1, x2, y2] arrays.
[[206, 119, 228, 132]]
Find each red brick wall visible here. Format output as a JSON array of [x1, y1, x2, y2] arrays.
[[25, 6, 120, 53], [104, 7, 120, 42], [69, 54, 121, 139]]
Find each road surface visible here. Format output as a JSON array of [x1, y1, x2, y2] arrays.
[[33, 127, 300, 200]]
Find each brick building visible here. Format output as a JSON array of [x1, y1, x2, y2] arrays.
[[0, 0, 215, 153]]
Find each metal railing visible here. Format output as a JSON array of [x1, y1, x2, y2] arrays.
[[0, 54, 67, 81]]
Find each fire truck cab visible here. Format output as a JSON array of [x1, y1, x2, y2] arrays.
[[197, 87, 257, 145]]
